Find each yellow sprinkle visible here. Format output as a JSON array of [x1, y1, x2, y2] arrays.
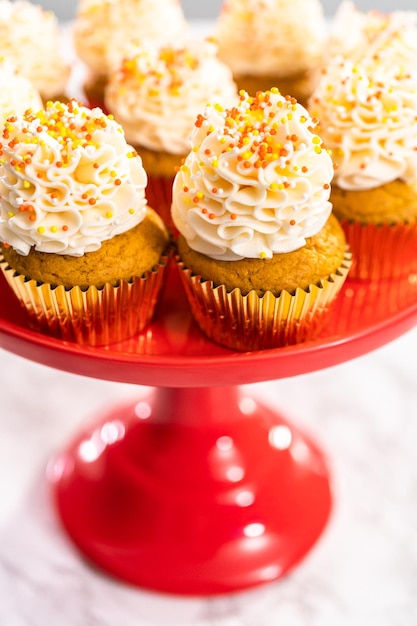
[[312, 136, 321, 144], [106, 211, 113, 218], [260, 251, 267, 259], [37, 226, 45, 234], [211, 159, 219, 168], [219, 137, 226, 144], [50, 226, 58, 233], [23, 181, 31, 188], [7, 211, 14, 218], [314, 146, 322, 154], [110, 170, 117, 177], [270, 87, 279, 94], [242, 137, 251, 145], [270, 183, 278, 191], [196, 192, 204, 199], [128, 209, 135, 214], [192, 147, 198, 152], [0, 158, 4, 164], [242, 151, 252, 159]]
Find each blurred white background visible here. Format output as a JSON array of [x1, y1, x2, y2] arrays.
[[34, 0, 417, 22]]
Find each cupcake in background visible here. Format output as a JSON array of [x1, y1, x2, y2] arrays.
[[327, 1, 417, 66], [215, 0, 327, 105], [73, 0, 189, 109], [0, 58, 43, 125], [309, 13, 417, 281], [0, 0, 70, 102], [105, 38, 238, 232], [0, 100, 169, 346], [171, 89, 351, 351]]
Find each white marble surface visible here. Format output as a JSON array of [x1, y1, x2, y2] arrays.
[[1, 323, 417, 626]]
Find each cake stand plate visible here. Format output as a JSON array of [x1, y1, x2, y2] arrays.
[[1, 263, 417, 595]]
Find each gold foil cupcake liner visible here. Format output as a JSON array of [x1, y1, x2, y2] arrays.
[[177, 249, 352, 352], [0, 254, 169, 346], [340, 220, 417, 281]]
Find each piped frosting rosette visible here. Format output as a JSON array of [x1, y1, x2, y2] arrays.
[[328, 2, 417, 70], [0, 100, 169, 345], [0, 0, 70, 100], [216, 0, 326, 78], [0, 58, 43, 127], [309, 51, 417, 279], [172, 90, 351, 350], [74, 0, 188, 80]]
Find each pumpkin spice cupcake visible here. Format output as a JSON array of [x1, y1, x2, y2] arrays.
[[171, 89, 351, 351], [73, 0, 189, 109], [105, 38, 238, 232], [0, 100, 169, 345], [309, 13, 417, 281], [215, 0, 327, 106], [0, 0, 70, 102]]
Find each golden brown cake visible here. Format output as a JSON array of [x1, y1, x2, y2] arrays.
[[177, 214, 346, 297], [0, 100, 169, 345], [171, 90, 351, 351], [1, 209, 167, 289]]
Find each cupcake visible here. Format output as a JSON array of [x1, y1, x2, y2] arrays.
[[73, 0, 188, 109], [105, 38, 238, 232], [0, 0, 70, 102], [215, 0, 327, 105], [0, 100, 169, 346], [327, 1, 417, 66], [171, 89, 351, 351], [309, 17, 417, 281], [0, 58, 43, 125]]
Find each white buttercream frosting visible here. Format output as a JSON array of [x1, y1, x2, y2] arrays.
[[309, 55, 417, 190], [105, 39, 238, 154], [328, 1, 417, 69], [0, 100, 148, 257], [74, 0, 188, 77], [0, 58, 43, 127], [0, 0, 70, 99], [215, 0, 326, 77], [172, 90, 333, 261]]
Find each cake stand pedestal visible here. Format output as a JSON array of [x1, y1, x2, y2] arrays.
[[1, 264, 417, 595]]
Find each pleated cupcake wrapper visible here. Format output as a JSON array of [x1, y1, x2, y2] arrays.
[[0, 254, 168, 346], [146, 175, 176, 235], [177, 249, 352, 352], [340, 220, 417, 281]]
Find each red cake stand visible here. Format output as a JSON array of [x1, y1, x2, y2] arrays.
[[1, 263, 417, 596]]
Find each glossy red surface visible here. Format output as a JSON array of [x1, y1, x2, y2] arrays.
[[1, 261, 417, 387], [49, 387, 331, 595], [2, 264, 417, 594]]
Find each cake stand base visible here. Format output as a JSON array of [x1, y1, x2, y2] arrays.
[[49, 386, 331, 596]]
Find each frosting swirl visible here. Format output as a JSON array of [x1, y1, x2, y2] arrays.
[[105, 39, 238, 154], [74, 0, 188, 77], [0, 0, 70, 99], [0, 58, 43, 126], [216, 0, 326, 78], [309, 56, 417, 190], [0, 100, 147, 257], [328, 2, 417, 69], [172, 89, 333, 261]]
